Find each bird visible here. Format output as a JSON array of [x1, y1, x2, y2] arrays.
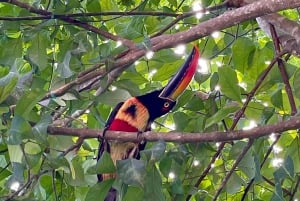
[[97, 45, 200, 201]]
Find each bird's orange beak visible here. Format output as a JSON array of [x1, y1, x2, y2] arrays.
[[159, 45, 200, 101]]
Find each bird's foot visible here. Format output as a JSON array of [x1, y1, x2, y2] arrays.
[[136, 131, 145, 144]]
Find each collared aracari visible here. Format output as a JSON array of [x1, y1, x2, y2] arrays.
[[97, 45, 200, 201]]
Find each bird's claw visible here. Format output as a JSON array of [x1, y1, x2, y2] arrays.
[[136, 131, 145, 144]]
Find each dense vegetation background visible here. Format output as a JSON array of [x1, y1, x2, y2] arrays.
[[0, 0, 300, 200]]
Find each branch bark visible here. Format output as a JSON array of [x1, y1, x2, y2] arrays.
[[47, 116, 300, 143]]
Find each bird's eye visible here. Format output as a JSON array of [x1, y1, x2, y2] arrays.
[[164, 102, 170, 108]]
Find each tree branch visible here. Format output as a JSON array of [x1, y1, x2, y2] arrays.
[[47, 115, 300, 143], [270, 24, 297, 115], [150, 0, 300, 50]]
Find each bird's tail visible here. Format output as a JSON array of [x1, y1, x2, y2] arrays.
[[104, 188, 117, 201]]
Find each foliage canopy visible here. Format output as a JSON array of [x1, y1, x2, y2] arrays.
[[0, 0, 299, 200]]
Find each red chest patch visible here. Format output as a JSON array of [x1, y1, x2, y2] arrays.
[[108, 119, 139, 132]]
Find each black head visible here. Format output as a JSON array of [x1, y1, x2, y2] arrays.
[[136, 89, 176, 121]]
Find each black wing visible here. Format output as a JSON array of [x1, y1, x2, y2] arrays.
[[97, 102, 124, 181]]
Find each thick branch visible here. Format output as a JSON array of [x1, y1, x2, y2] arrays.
[[150, 0, 300, 50], [104, 0, 300, 76], [47, 116, 300, 143]]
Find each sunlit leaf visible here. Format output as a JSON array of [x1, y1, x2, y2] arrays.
[[232, 37, 255, 73], [293, 68, 300, 100], [0, 70, 18, 104], [205, 104, 240, 128], [8, 145, 23, 163], [218, 67, 242, 102]]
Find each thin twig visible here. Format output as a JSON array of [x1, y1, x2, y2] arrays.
[[241, 133, 281, 200], [290, 175, 300, 201], [262, 175, 292, 196], [4, 170, 51, 201], [269, 24, 297, 115], [212, 139, 254, 201], [52, 170, 58, 201], [151, 0, 230, 37], [61, 137, 85, 156]]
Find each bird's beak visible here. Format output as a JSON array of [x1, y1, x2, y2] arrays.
[[159, 45, 200, 101]]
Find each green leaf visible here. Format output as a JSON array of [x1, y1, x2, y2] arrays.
[[65, 156, 86, 186], [210, 72, 219, 90], [238, 149, 255, 179], [6, 162, 25, 187], [123, 186, 144, 201], [283, 155, 294, 178], [97, 89, 131, 106], [121, 72, 148, 85], [100, 0, 118, 11], [218, 67, 242, 101], [0, 38, 22, 65], [152, 60, 183, 81], [194, 71, 211, 84], [225, 172, 244, 194], [205, 104, 240, 128], [24, 141, 41, 154], [143, 166, 165, 201], [141, 140, 166, 163], [57, 51, 73, 78], [171, 178, 184, 194], [25, 153, 42, 169], [173, 112, 190, 131], [15, 88, 46, 119], [8, 145, 23, 163], [86, 0, 101, 12], [27, 32, 48, 70], [117, 159, 145, 187], [271, 182, 284, 201], [32, 114, 52, 144], [232, 37, 255, 73], [159, 157, 172, 178], [0, 70, 18, 104], [114, 79, 142, 97], [260, 107, 275, 125], [88, 151, 115, 174], [7, 115, 32, 145], [85, 180, 114, 201], [293, 68, 300, 100], [253, 155, 263, 182], [45, 154, 69, 170], [271, 86, 283, 109]]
